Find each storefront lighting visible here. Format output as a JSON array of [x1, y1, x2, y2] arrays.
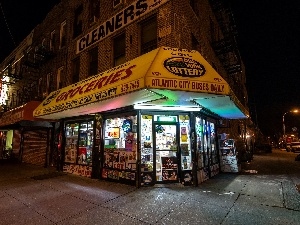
[[133, 104, 201, 111]]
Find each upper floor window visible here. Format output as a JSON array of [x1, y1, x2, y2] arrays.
[[46, 73, 54, 94], [113, 33, 126, 66], [190, 0, 195, 10], [89, 0, 100, 24], [113, 0, 122, 8], [190, 0, 195, 9], [88, 47, 98, 76], [73, 4, 83, 38], [192, 34, 199, 51], [72, 57, 80, 83], [209, 17, 217, 43], [41, 38, 46, 48], [57, 67, 64, 89], [60, 20, 67, 48], [190, 0, 199, 16], [140, 16, 157, 55], [50, 30, 56, 51], [38, 77, 43, 98], [6, 58, 15, 75]]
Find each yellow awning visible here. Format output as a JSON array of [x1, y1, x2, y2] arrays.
[[33, 47, 248, 120]]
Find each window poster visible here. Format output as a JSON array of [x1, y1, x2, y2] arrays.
[[181, 126, 187, 142], [103, 150, 136, 170], [125, 132, 134, 150], [141, 173, 153, 185], [162, 170, 178, 181], [181, 144, 189, 156], [102, 168, 135, 181], [182, 171, 193, 185], [161, 156, 177, 169]]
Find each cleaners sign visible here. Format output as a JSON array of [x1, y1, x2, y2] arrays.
[[76, 0, 169, 54]]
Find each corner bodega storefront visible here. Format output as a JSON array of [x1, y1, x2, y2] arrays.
[[34, 47, 248, 186]]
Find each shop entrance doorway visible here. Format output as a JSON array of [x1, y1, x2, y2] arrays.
[[154, 123, 179, 183]]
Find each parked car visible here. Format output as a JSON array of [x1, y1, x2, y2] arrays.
[[286, 143, 292, 152], [254, 143, 272, 153], [290, 142, 300, 153]]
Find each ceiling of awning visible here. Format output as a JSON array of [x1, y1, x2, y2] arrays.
[[147, 89, 247, 119], [38, 89, 164, 120], [38, 88, 247, 120]]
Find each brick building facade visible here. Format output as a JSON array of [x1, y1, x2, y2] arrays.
[[0, 0, 255, 186]]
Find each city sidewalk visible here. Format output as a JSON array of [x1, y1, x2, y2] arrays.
[[0, 151, 300, 225]]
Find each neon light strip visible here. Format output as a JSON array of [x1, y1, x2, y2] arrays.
[[134, 105, 201, 111]]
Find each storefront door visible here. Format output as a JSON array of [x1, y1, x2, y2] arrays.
[[154, 123, 179, 183]]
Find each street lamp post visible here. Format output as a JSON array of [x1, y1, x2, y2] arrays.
[[282, 109, 299, 149]]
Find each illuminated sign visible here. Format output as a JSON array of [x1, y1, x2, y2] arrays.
[[155, 115, 177, 122], [0, 76, 9, 105], [76, 0, 169, 54], [164, 57, 206, 77], [108, 127, 120, 138]]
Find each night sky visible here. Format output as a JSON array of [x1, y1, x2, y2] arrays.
[[1, 0, 299, 138], [230, 0, 300, 138]]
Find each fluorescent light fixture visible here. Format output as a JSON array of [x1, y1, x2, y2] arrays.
[[134, 104, 201, 111]]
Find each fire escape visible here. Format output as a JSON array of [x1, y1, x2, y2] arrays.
[[210, 0, 241, 74], [0, 43, 54, 112], [210, 0, 246, 107]]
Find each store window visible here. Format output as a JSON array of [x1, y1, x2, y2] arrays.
[[203, 120, 209, 167], [195, 117, 218, 181], [113, 33, 126, 66], [65, 121, 94, 166], [88, 47, 98, 76], [196, 117, 209, 181], [140, 115, 153, 185], [179, 115, 192, 180], [179, 115, 191, 169], [208, 122, 217, 164], [140, 16, 157, 55], [102, 115, 137, 183]]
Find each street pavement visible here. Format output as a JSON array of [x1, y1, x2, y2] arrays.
[[0, 149, 299, 225]]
